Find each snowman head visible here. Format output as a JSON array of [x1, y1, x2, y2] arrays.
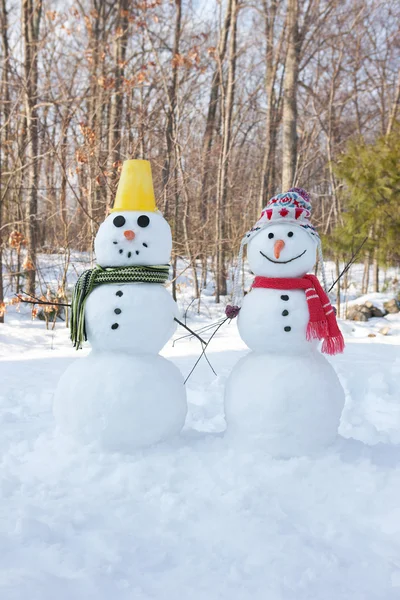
[[247, 222, 318, 278], [229, 189, 327, 311], [245, 188, 320, 278], [94, 159, 172, 267], [94, 211, 172, 267]]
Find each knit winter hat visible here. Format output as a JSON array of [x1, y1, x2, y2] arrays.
[[251, 187, 319, 239], [227, 188, 327, 318]]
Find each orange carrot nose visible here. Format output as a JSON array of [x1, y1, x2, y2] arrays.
[[274, 239, 285, 259], [124, 230, 135, 241]]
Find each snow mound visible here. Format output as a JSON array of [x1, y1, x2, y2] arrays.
[[53, 353, 187, 451], [225, 350, 345, 457]]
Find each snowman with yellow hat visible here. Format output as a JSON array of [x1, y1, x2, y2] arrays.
[[53, 160, 187, 451]]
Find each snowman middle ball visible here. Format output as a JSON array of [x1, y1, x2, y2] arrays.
[[239, 224, 318, 354]]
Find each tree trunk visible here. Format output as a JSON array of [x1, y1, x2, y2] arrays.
[[0, 0, 11, 322], [335, 257, 341, 318], [373, 251, 379, 293], [86, 0, 107, 245], [200, 0, 232, 217], [176, 154, 200, 300], [161, 0, 182, 301], [362, 253, 370, 295], [386, 68, 400, 137], [137, 31, 147, 159], [162, 0, 181, 219], [215, 0, 238, 303], [107, 0, 129, 211], [0, 191, 3, 323], [23, 0, 41, 296], [282, 0, 299, 191], [258, 0, 283, 210], [171, 169, 179, 302]]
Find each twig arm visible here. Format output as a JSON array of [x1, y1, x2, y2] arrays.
[[184, 318, 228, 384], [15, 294, 71, 307], [174, 317, 206, 345]]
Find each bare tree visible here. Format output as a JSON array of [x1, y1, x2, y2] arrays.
[[200, 0, 232, 215], [23, 0, 42, 295], [0, 0, 11, 322], [282, 0, 299, 190], [215, 0, 238, 302], [258, 0, 285, 209], [162, 0, 182, 220], [106, 0, 130, 211]]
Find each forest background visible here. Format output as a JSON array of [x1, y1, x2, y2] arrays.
[[0, 0, 399, 323]]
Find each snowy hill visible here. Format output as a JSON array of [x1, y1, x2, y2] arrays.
[[1, 296, 400, 599]]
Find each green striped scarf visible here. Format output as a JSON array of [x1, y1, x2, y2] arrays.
[[70, 264, 170, 349]]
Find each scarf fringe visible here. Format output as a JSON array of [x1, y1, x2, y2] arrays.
[[307, 321, 345, 355], [306, 320, 329, 342], [322, 335, 345, 356]]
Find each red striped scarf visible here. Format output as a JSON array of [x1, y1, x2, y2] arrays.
[[251, 274, 345, 355]]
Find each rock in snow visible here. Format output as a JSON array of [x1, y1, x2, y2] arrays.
[[384, 298, 400, 314], [346, 303, 386, 321]]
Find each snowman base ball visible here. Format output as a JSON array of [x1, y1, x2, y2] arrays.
[[224, 350, 345, 458], [54, 353, 187, 452]]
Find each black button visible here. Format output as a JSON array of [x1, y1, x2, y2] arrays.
[[282, 310, 289, 316], [116, 291, 123, 297], [111, 323, 119, 330], [284, 326, 291, 332], [114, 308, 121, 315], [281, 295, 289, 301]]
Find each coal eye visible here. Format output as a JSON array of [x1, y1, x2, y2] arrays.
[[288, 231, 294, 238], [137, 215, 150, 228], [268, 232, 274, 239], [113, 215, 126, 228]]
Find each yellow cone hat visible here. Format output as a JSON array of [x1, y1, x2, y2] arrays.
[[111, 159, 157, 213]]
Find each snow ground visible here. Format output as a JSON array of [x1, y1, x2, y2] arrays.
[[1, 292, 400, 600], [2, 249, 400, 599]]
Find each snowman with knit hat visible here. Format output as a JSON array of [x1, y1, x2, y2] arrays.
[[224, 188, 345, 457], [54, 160, 187, 451]]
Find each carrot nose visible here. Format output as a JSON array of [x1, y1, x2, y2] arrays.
[[274, 239, 285, 259], [124, 230, 135, 241]]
